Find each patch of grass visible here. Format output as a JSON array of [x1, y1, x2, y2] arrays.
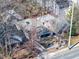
[[0, 48, 2, 53], [70, 35, 79, 45]]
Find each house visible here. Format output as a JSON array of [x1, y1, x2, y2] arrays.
[[14, 13, 69, 49], [15, 14, 69, 39]]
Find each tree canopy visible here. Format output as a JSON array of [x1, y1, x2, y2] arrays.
[[66, 5, 79, 36]]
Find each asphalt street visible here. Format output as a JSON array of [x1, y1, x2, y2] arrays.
[[49, 47, 79, 59]]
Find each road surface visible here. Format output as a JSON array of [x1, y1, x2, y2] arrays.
[[49, 47, 79, 59]]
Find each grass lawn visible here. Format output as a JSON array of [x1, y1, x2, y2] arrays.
[[70, 35, 79, 45]]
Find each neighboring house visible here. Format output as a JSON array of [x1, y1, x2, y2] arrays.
[[0, 23, 28, 46], [1, 10, 23, 23]]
